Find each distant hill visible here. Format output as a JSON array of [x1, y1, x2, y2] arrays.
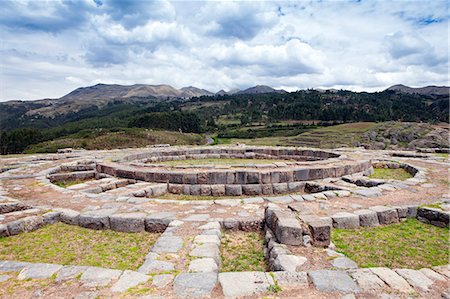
[[236, 85, 287, 95], [386, 84, 449, 96]]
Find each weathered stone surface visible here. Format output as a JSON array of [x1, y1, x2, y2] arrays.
[[274, 216, 303, 245], [308, 219, 331, 247], [242, 197, 264, 204], [265, 196, 293, 204], [42, 211, 61, 224], [80, 267, 123, 287], [332, 257, 358, 269], [219, 272, 274, 298], [242, 185, 262, 196], [0, 224, 9, 237], [152, 274, 174, 288], [173, 272, 217, 298], [188, 258, 218, 273], [353, 188, 382, 197], [370, 267, 413, 293], [332, 212, 360, 229], [111, 270, 149, 292], [369, 206, 399, 225], [145, 212, 176, 232], [55, 266, 88, 282], [214, 199, 240, 207], [210, 185, 226, 196], [18, 263, 63, 280], [433, 265, 450, 278], [183, 214, 210, 222], [110, 213, 146, 232], [7, 216, 44, 235], [308, 270, 360, 293], [353, 209, 379, 227], [138, 259, 175, 274], [78, 209, 114, 230], [190, 243, 220, 260], [152, 236, 183, 253], [272, 271, 308, 287], [223, 218, 239, 230], [348, 269, 385, 291], [194, 234, 220, 246], [419, 268, 445, 281], [0, 261, 33, 272], [272, 254, 307, 272], [395, 269, 433, 292], [225, 185, 242, 196]]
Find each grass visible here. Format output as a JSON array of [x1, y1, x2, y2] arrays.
[[157, 158, 292, 166], [369, 168, 413, 180], [24, 128, 205, 153], [53, 179, 94, 188], [0, 223, 159, 270], [420, 202, 443, 210], [221, 231, 267, 272], [331, 218, 449, 269]]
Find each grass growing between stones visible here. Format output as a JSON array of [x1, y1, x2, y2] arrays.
[[221, 231, 267, 272], [369, 168, 413, 180], [331, 218, 449, 269], [0, 223, 159, 270], [157, 158, 292, 166]]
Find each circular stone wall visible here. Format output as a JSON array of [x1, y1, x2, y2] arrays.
[[96, 146, 372, 197]]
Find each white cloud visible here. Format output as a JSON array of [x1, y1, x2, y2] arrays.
[[0, 0, 448, 101]]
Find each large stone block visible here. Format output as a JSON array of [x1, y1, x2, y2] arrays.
[[246, 172, 260, 184], [145, 212, 176, 233], [332, 212, 360, 229], [79, 210, 114, 230], [354, 209, 379, 227], [7, 216, 44, 235], [242, 185, 262, 196], [272, 183, 288, 194], [182, 173, 197, 185], [208, 172, 227, 184], [275, 217, 303, 245], [110, 213, 146, 232], [308, 219, 331, 247], [58, 209, 80, 225], [369, 206, 399, 225], [210, 185, 226, 196]]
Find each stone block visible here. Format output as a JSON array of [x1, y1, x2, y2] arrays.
[[211, 185, 226, 196], [7, 216, 44, 235], [242, 185, 262, 196], [246, 172, 260, 184], [219, 272, 274, 298], [145, 212, 176, 233], [288, 181, 305, 192], [272, 183, 288, 194], [110, 213, 146, 232], [261, 184, 273, 195], [239, 217, 263, 231], [294, 169, 310, 181], [225, 185, 242, 196], [274, 213, 303, 245], [78, 210, 114, 230], [208, 172, 227, 184], [308, 270, 360, 293], [354, 209, 379, 227], [332, 212, 360, 229], [173, 273, 217, 298], [308, 219, 331, 247], [58, 209, 80, 225], [200, 185, 212, 196], [42, 211, 61, 225], [182, 173, 197, 184], [369, 206, 399, 225]]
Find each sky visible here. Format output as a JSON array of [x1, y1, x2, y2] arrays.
[[0, 0, 448, 101]]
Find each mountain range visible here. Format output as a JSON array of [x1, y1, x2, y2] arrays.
[[0, 83, 448, 119]]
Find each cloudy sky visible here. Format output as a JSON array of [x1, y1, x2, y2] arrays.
[[0, 0, 448, 101]]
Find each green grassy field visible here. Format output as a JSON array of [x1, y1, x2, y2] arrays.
[[369, 168, 413, 180], [218, 122, 378, 147], [24, 128, 205, 153], [331, 218, 449, 269], [0, 223, 159, 270], [221, 231, 267, 272], [158, 158, 292, 166]]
